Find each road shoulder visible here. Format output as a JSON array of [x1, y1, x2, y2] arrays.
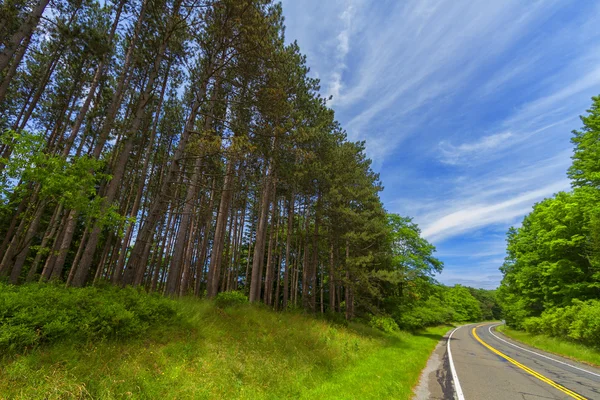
[[412, 327, 455, 400]]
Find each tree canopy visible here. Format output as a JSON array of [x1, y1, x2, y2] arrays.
[[0, 0, 498, 328], [498, 96, 600, 344]]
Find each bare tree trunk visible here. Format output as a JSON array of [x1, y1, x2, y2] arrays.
[[274, 244, 283, 310], [309, 192, 321, 312], [301, 199, 310, 309], [93, 233, 113, 284], [282, 194, 294, 309], [125, 54, 219, 278], [150, 216, 169, 291], [0, 0, 51, 76], [8, 201, 45, 283], [263, 198, 278, 305], [18, 54, 59, 130], [0, 34, 31, 105], [320, 265, 324, 314], [233, 203, 245, 291], [0, 192, 29, 258], [329, 242, 335, 313], [226, 207, 239, 292], [66, 224, 90, 286], [73, 34, 170, 287], [207, 159, 235, 298], [179, 213, 197, 296], [49, 210, 78, 281], [26, 204, 62, 281], [249, 165, 273, 303], [39, 211, 69, 281], [194, 177, 217, 296], [92, 0, 148, 159], [345, 242, 353, 320]]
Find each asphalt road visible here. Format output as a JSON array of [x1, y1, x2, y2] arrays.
[[414, 323, 600, 400]]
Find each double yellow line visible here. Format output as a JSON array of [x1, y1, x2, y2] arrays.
[[472, 325, 587, 400]]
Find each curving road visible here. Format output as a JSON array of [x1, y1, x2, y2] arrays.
[[414, 323, 600, 400]]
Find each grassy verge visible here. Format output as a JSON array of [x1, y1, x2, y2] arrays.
[[497, 325, 600, 367], [0, 286, 449, 399]]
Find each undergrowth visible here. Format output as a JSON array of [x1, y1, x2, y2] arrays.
[[0, 283, 178, 354], [0, 284, 449, 399]]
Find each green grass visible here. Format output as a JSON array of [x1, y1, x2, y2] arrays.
[[497, 325, 600, 367], [1, 295, 450, 399]]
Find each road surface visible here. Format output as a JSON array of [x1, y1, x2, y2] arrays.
[[414, 322, 600, 399]]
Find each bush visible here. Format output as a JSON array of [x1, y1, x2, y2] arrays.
[[0, 283, 178, 355], [369, 315, 399, 333], [521, 300, 600, 347], [394, 296, 454, 330], [214, 291, 248, 308]]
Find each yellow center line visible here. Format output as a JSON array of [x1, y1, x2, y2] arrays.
[[472, 324, 588, 400]]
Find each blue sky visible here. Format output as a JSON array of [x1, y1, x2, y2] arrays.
[[280, 0, 600, 289]]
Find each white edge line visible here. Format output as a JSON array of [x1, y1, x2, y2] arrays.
[[447, 326, 466, 400], [488, 324, 600, 378]]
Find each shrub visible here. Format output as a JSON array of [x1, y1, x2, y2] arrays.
[[522, 300, 600, 347], [394, 296, 454, 330], [0, 283, 178, 355], [214, 291, 248, 308], [369, 315, 399, 333]]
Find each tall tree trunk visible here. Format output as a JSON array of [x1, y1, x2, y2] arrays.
[[0, 0, 51, 76], [249, 167, 272, 303], [166, 77, 222, 296], [309, 192, 321, 312], [0, 34, 31, 105], [263, 198, 278, 305], [92, 0, 148, 159], [329, 241, 335, 313], [282, 194, 294, 309], [301, 199, 310, 309], [0, 192, 29, 258], [194, 177, 217, 296], [179, 213, 197, 296], [8, 201, 45, 283], [72, 36, 169, 287], [126, 75, 211, 281], [49, 209, 78, 281], [345, 242, 353, 320], [207, 159, 235, 298], [26, 204, 62, 281]]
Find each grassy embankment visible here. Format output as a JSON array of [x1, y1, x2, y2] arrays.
[[497, 325, 600, 367], [0, 284, 449, 399]]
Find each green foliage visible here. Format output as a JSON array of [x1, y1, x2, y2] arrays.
[[368, 315, 399, 333], [0, 130, 131, 230], [214, 290, 248, 308], [469, 288, 502, 321], [0, 294, 450, 399], [499, 96, 600, 340], [395, 296, 454, 330], [0, 283, 178, 355], [445, 285, 482, 322], [520, 300, 600, 347], [498, 188, 600, 327], [386, 214, 443, 277], [569, 96, 600, 188], [393, 284, 489, 330]]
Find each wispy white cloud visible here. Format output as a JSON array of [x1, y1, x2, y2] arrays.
[[281, 0, 600, 288], [421, 179, 569, 242], [439, 132, 513, 165], [326, 1, 357, 103]]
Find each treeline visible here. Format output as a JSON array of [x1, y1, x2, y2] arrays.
[[0, 0, 497, 326], [1, 0, 385, 317], [499, 96, 600, 346]]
